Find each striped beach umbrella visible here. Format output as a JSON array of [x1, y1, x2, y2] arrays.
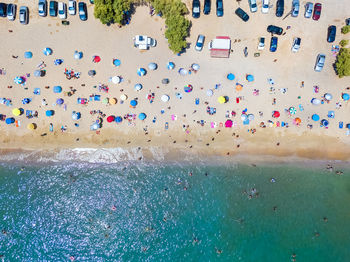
[[43, 48, 53, 56], [289, 107, 297, 115], [167, 62, 175, 70], [137, 68, 146, 76]]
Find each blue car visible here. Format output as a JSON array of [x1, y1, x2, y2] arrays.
[[270, 36, 278, 52], [192, 0, 200, 18], [78, 2, 87, 21], [216, 0, 223, 17]]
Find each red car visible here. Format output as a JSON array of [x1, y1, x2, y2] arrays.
[[313, 3, 322, 21]]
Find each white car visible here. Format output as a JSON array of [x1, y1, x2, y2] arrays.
[[304, 2, 313, 18], [58, 2, 66, 19], [314, 54, 325, 72], [68, 0, 76, 15], [249, 0, 257, 13], [257, 37, 265, 50], [262, 0, 269, 13], [291, 37, 301, 52], [195, 34, 205, 51]]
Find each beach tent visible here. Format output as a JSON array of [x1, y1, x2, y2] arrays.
[[88, 70, 96, 76], [130, 100, 138, 107], [113, 59, 121, 67], [227, 73, 235, 80], [342, 93, 349, 101], [134, 83, 143, 91], [115, 116, 123, 123], [272, 111, 280, 118], [191, 63, 200, 71], [225, 119, 233, 128], [107, 115, 115, 123], [43, 48, 53, 56], [24, 51, 33, 59], [72, 111, 81, 120], [184, 84, 193, 93], [207, 89, 213, 97], [56, 98, 64, 105], [161, 95, 169, 102], [138, 113, 146, 120], [93, 55, 101, 63], [137, 68, 146, 76], [162, 78, 169, 84], [5, 118, 15, 124], [53, 86, 62, 93], [312, 114, 320, 121], [12, 108, 22, 116], [109, 98, 117, 105], [27, 123, 36, 130], [246, 74, 254, 82], [74, 51, 83, 60], [218, 96, 227, 104], [46, 110, 54, 117], [324, 93, 333, 101], [148, 62, 157, 70], [111, 76, 121, 84], [167, 62, 175, 70]]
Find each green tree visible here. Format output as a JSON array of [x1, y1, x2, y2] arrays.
[[340, 39, 349, 47], [335, 48, 350, 78], [94, 0, 131, 25], [341, 25, 350, 34]]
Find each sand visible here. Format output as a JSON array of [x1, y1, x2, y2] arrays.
[[0, 1, 350, 161]]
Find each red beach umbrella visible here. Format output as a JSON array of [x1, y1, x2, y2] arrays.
[[272, 111, 280, 118], [93, 56, 101, 63], [107, 115, 115, 123]]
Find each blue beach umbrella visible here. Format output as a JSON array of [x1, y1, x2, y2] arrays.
[[24, 51, 33, 59], [342, 93, 349, 101], [227, 73, 235, 80], [115, 116, 123, 123], [43, 48, 53, 56], [54, 59, 64, 65], [5, 118, 15, 124], [148, 62, 157, 70], [246, 74, 254, 82], [14, 76, 24, 84], [312, 114, 320, 121], [74, 51, 83, 60], [46, 110, 54, 117], [130, 100, 138, 107], [72, 111, 81, 120], [53, 86, 62, 93], [138, 113, 146, 120], [137, 68, 146, 76], [167, 62, 175, 70], [134, 83, 142, 91], [321, 119, 329, 127], [113, 59, 121, 67], [56, 98, 64, 105]]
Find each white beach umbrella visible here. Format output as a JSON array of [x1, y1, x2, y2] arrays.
[[206, 89, 213, 97], [161, 95, 169, 102], [111, 76, 121, 84]]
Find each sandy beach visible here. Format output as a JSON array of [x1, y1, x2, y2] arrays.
[[1, 0, 350, 161]]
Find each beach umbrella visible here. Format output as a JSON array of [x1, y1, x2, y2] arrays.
[[111, 76, 121, 84], [289, 107, 297, 115], [324, 93, 333, 101], [161, 95, 169, 102], [178, 68, 188, 76], [134, 83, 143, 91], [43, 48, 53, 56], [311, 98, 321, 105], [138, 113, 146, 120], [321, 119, 329, 127], [72, 111, 81, 120], [120, 94, 127, 101], [207, 89, 213, 97], [102, 97, 109, 105], [93, 55, 101, 63], [53, 86, 62, 93], [45, 110, 54, 117], [184, 84, 193, 93], [246, 74, 254, 82], [162, 78, 169, 84], [241, 114, 248, 121], [107, 115, 115, 123], [113, 59, 121, 67], [14, 76, 24, 84], [167, 62, 175, 70], [12, 108, 21, 116], [5, 118, 15, 124], [294, 117, 301, 125], [27, 123, 36, 130], [54, 59, 63, 65], [34, 70, 42, 77], [22, 98, 31, 104], [88, 70, 96, 76], [312, 114, 320, 121], [74, 51, 83, 60], [130, 100, 138, 107], [225, 119, 233, 128], [227, 73, 235, 80], [148, 62, 157, 70], [247, 114, 254, 121], [236, 83, 243, 91], [24, 51, 33, 59], [137, 68, 146, 76], [115, 116, 123, 123], [191, 63, 200, 71], [56, 98, 64, 105], [218, 96, 226, 104], [273, 111, 280, 118], [109, 98, 117, 105], [342, 93, 349, 101]]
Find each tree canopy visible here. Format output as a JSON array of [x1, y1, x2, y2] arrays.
[[335, 48, 350, 78], [94, 0, 131, 25]]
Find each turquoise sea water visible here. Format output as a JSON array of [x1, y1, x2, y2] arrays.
[[0, 160, 350, 261]]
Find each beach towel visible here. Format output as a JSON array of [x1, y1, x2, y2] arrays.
[[210, 122, 217, 128], [171, 115, 177, 121]]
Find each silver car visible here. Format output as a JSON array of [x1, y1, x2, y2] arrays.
[[249, 0, 257, 13], [304, 2, 313, 18], [314, 54, 325, 72], [291, 37, 301, 52], [292, 0, 299, 17], [195, 34, 205, 51], [19, 6, 28, 24]]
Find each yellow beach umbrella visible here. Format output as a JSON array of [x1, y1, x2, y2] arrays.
[[27, 123, 36, 130], [109, 98, 117, 105], [12, 108, 21, 116], [218, 96, 226, 104]]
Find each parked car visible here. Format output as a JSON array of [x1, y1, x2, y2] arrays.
[[248, 0, 257, 13], [7, 3, 16, 21], [267, 25, 283, 35], [327, 25, 336, 43], [49, 1, 58, 17], [38, 0, 47, 17], [192, 0, 200, 18], [304, 2, 313, 18], [291, 37, 301, 52], [262, 0, 269, 14], [195, 34, 205, 51], [78, 2, 87, 20], [257, 37, 265, 50], [346, 18, 350, 26], [235, 7, 249, 22], [203, 0, 210, 15], [270, 36, 278, 52], [58, 2, 66, 19], [291, 0, 299, 17], [19, 6, 28, 24], [216, 0, 223, 17], [312, 3, 321, 21], [0, 3, 7, 17], [276, 0, 284, 17], [314, 53, 325, 72], [68, 0, 76, 15]]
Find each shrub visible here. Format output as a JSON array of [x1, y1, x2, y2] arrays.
[[94, 0, 131, 25], [339, 39, 349, 47], [335, 48, 350, 78], [341, 25, 350, 34]]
